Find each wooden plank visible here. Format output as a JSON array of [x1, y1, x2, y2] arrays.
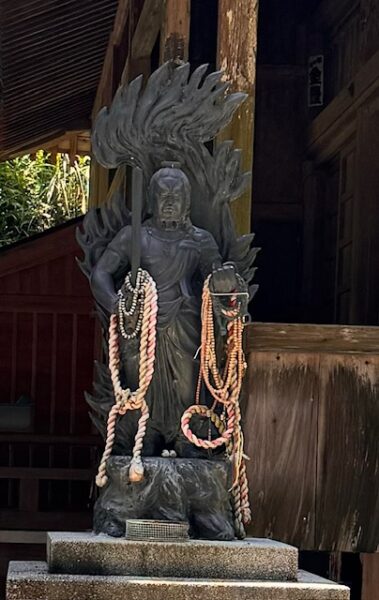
[[243, 351, 318, 549], [5, 130, 90, 161], [0, 467, 95, 480], [0, 222, 80, 278], [245, 322, 379, 354], [361, 553, 379, 600], [0, 531, 46, 544], [160, 0, 190, 63], [19, 479, 39, 512], [0, 434, 100, 445], [0, 295, 93, 313], [316, 353, 379, 552], [131, 0, 163, 58], [0, 510, 92, 530], [216, 0, 258, 235]]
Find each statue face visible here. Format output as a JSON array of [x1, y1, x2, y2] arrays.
[[153, 176, 188, 229]]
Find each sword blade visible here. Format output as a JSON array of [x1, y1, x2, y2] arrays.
[[131, 167, 143, 286]]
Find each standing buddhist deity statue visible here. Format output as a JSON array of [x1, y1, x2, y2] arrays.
[[77, 62, 259, 541]]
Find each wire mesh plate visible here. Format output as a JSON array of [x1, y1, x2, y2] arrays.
[[125, 519, 189, 542]]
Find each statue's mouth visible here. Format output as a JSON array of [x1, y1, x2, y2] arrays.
[[160, 219, 179, 230]]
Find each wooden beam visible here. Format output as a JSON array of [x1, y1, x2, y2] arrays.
[[216, 0, 259, 235], [106, 165, 127, 203], [91, 0, 163, 208], [89, 158, 109, 208], [113, 0, 131, 45], [92, 0, 130, 120], [131, 0, 163, 59], [160, 0, 191, 63], [245, 322, 379, 354]]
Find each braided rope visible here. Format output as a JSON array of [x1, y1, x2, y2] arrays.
[[96, 270, 158, 487], [181, 404, 235, 450], [180, 274, 251, 538]]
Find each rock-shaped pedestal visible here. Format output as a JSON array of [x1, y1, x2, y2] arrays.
[[94, 456, 235, 540]]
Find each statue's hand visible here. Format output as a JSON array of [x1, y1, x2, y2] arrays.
[[209, 263, 248, 324], [210, 262, 240, 294]]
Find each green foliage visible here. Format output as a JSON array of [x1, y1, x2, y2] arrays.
[[0, 151, 90, 247]]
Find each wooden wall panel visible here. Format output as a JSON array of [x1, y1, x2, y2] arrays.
[[244, 323, 379, 552], [361, 552, 379, 600], [316, 353, 379, 552], [13, 313, 34, 405], [74, 315, 97, 435], [244, 351, 319, 549], [34, 314, 54, 434], [54, 314, 75, 435], [0, 312, 13, 401], [0, 222, 95, 438]]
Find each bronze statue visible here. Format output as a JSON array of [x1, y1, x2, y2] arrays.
[[77, 62, 259, 540]]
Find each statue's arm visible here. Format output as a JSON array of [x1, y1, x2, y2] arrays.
[[199, 230, 223, 276], [90, 227, 131, 313]]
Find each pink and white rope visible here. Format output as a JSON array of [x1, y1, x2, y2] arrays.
[[96, 272, 158, 487]]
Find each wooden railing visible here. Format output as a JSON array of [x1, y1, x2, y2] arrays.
[[0, 434, 101, 531]]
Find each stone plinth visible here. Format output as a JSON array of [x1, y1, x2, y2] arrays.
[[6, 562, 350, 600], [94, 456, 235, 540], [47, 533, 298, 581]]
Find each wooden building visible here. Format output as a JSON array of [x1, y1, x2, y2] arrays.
[[0, 1, 378, 599]]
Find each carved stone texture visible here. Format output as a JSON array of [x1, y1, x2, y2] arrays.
[[93, 457, 235, 541]]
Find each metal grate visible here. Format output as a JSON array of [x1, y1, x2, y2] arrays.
[[125, 519, 189, 542]]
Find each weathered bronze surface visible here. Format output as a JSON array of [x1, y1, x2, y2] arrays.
[[77, 62, 258, 539]]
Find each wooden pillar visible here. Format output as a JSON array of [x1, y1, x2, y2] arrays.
[[160, 0, 191, 63], [216, 0, 259, 235], [361, 553, 379, 600]]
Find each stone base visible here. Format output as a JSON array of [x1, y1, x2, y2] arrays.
[[6, 562, 350, 600], [94, 456, 235, 540], [47, 533, 298, 581]]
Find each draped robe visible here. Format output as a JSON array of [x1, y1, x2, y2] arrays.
[[94, 221, 222, 455]]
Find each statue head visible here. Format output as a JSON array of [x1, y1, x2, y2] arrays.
[[149, 163, 191, 230]]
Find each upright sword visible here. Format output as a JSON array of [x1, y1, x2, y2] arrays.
[[131, 166, 143, 287]]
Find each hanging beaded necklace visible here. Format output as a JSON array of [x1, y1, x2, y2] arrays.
[[118, 270, 149, 340]]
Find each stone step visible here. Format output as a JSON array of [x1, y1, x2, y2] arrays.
[[47, 532, 298, 581], [6, 561, 350, 600]]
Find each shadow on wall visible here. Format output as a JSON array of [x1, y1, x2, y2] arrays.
[[252, 220, 303, 323]]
